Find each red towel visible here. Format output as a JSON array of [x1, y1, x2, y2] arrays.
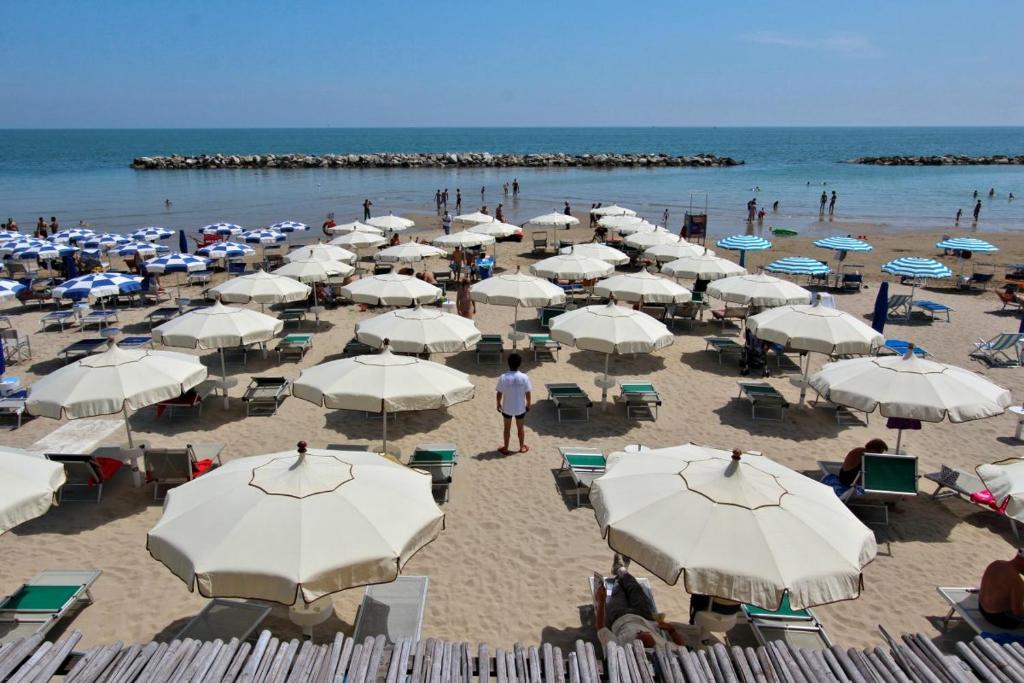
[[88, 457, 123, 486], [192, 459, 215, 476]]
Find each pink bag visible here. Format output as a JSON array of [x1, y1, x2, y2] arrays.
[[971, 489, 1008, 512]]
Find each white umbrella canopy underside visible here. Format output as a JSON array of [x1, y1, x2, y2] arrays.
[[147, 448, 445, 605], [152, 301, 283, 349], [0, 449, 66, 534], [591, 444, 877, 610], [549, 302, 673, 354], [356, 306, 482, 353], [747, 304, 884, 355]]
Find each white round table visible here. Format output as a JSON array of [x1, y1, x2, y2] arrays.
[[1010, 406, 1024, 440]]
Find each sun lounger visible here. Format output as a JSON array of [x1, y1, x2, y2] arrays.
[[39, 309, 77, 332], [326, 443, 370, 451], [343, 337, 375, 357], [742, 595, 832, 650], [1, 329, 31, 363], [588, 575, 656, 613], [532, 232, 549, 254], [174, 598, 271, 642], [59, 338, 108, 364], [819, 453, 918, 524], [925, 465, 1020, 539], [117, 335, 153, 349], [539, 306, 567, 328], [618, 381, 661, 420], [408, 443, 458, 503], [914, 299, 953, 322], [143, 443, 224, 501], [278, 307, 307, 327], [971, 333, 1024, 367], [937, 587, 1020, 637], [0, 569, 102, 644], [0, 389, 28, 429], [186, 270, 213, 287], [528, 333, 561, 361], [80, 309, 119, 331], [737, 382, 789, 421], [476, 333, 504, 364], [277, 333, 313, 362], [558, 446, 606, 507], [997, 289, 1023, 311], [665, 301, 703, 328], [154, 380, 217, 418], [879, 339, 928, 357], [242, 377, 290, 416], [146, 306, 183, 330], [352, 576, 429, 645], [711, 307, 747, 329], [45, 453, 122, 502], [545, 383, 593, 422], [705, 336, 743, 364]]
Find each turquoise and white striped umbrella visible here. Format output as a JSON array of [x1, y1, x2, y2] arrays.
[[935, 237, 999, 253], [881, 257, 952, 279], [716, 235, 773, 251], [198, 241, 256, 260], [200, 223, 244, 237], [11, 243, 76, 260], [133, 226, 174, 242], [0, 279, 27, 299], [765, 257, 832, 276], [115, 242, 166, 258], [241, 229, 286, 245], [813, 236, 873, 252], [83, 233, 132, 250], [270, 221, 309, 233], [52, 272, 142, 301], [145, 253, 210, 274], [51, 228, 96, 243]]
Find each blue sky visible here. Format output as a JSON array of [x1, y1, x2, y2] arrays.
[[2, 1, 1021, 127]]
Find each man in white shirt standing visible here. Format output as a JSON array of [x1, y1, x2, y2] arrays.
[[496, 353, 531, 455], [442, 211, 452, 235]]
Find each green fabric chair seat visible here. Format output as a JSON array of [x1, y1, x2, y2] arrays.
[[744, 594, 809, 619], [550, 386, 585, 396], [621, 383, 655, 393], [411, 450, 456, 464], [564, 453, 606, 469], [1, 585, 80, 612]]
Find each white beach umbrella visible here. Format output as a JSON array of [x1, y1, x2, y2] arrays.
[[147, 444, 444, 606], [26, 344, 208, 447], [270, 221, 310, 233], [748, 296, 884, 403], [470, 269, 567, 347], [330, 231, 386, 250], [616, 221, 662, 236], [375, 243, 445, 263], [591, 204, 637, 217], [598, 215, 644, 230], [210, 269, 311, 310], [273, 257, 353, 284], [644, 241, 711, 263], [467, 221, 519, 238], [593, 271, 692, 305], [293, 347, 475, 452], [528, 212, 579, 228], [285, 242, 357, 265], [453, 212, 496, 226], [366, 214, 415, 232], [624, 230, 680, 250], [707, 273, 811, 307], [977, 459, 1024, 524], [152, 301, 283, 409], [0, 448, 66, 535], [530, 254, 614, 280], [432, 231, 496, 252], [662, 252, 746, 281], [356, 304, 482, 354], [809, 349, 1013, 452], [558, 243, 629, 266], [340, 274, 442, 306], [549, 301, 673, 403], [328, 221, 383, 235], [200, 223, 244, 237], [591, 445, 877, 610]]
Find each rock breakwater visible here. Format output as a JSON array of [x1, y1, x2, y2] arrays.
[[846, 154, 1024, 166]]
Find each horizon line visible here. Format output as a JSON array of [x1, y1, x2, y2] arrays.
[[2, 124, 1024, 132]]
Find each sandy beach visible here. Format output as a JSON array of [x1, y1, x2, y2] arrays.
[[2, 211, 1023, 653]]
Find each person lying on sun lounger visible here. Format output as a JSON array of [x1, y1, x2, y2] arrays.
[[593, 554, 686, 650], [837, 438, 889, 487], [979, 550, 1024, 630]]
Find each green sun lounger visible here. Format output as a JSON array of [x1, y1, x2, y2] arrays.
[[409, 443, 458, 503], [277, 334, 312, 362], [545, 383, 592, 422], [528, 334, 560, 362], [618, 382, 661, 420], [0, 569, 102, 644], [558, 446, 606, 507], [705, 336, 743, 364], [476, 334, 504, 364], [742, 594, 832, 650], [737, 382, 789, 421]]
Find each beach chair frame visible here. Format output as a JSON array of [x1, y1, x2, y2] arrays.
[[174, 598, 271, 642], [545, 383, 592, 423], [971, 333, 1024, 367], [242, 377, 290, 416], [0, 569, 102, 645], [736, 382, 789, 421], [409, 443, 458, 503], [558, 446, 606, 507], [352, 576, 429, 645]]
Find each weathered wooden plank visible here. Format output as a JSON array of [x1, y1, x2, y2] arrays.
[[114, 641, 161, 683], [542, 643, 555, 683], [497, 648, 509, 683], [169, 640, 203, 683], [429, 639, 444, 683], [78, 643, 126, 683], [441, 641, 453, 683], [181, 640, 220, 683], [712, 643, 740, 683], [615, 646, 632, 683], [631, 641, 655, 683], [132, 641, 172, 683], [223, 642, 254, 683], [387, 639, 412, 683], [332, 636, 356, 683], [553, 647, 565, 683], [677, 649, 708, 683], [870, 647, 912, 683], [202, 638, 240, 683], [102, 643, 143, 683], [251, 637, 281, 683], [974, 637, 1024, 683], [7, 641, 53, 683], [696, 649, 717, 683], [528, 646, 542, 683], [728, 645, 757, 683], [768, 642, 808, 683], [0, 633, 46, 681], [819, 648, 852, 683], [827, 647, 868, 683], [955, 642, 999, 683], [236, 632, 273, 683], [452, 642, 463, 683], [568, 652, 580, 683], [412, 640, 431, 683], [285, 640, 315, 683], [366, 636, 387, 683], [317, 634, 345, 683], [479, 644, 492, 683], [513, 644, 528, 683], [743, 647, 772, 683], [270, 639, 302, 683], [584, 643, 599, 683], [507, 652, 518, 683], [573, 642, 591, 683]]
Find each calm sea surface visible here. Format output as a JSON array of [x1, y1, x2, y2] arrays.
[[1, 127, 1022, 237]]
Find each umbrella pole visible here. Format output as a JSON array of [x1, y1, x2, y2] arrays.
[[895, 429, 903, 454], [512, 304, 519, 349], [382, 409, 388, 454], [799, 353, 810, 405], [220, 348, 230, 410], [122, 404, 134, 448], [600, 353, 612, 409]]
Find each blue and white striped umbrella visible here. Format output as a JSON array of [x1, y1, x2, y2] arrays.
[[0, 279, 27, 299], [200, 223, 244, 236], [82, 233, 132, 249], [813, 236, 873, 252], [935, 237, 999, 253], [144, 253, 209, 273], [133, 226, 174, 242], [241, 229, 286, 245], [270, 221, 309, 233], [51, 228, 96, 243], [115, 242, 165, 258], [197, 241, 255, 259], [0, 239, 48, 255], [52, 272, 142, 301], [11, 243, 76, 260], [765, 257, 832, 276], [881, 257, 953, 279], [715, 235, 773, 251]]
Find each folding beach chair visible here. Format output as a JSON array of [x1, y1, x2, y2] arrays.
[[409, 443, 458, 503], [666, 301, 702, 328], [0, 389, 28, 429], [886, 294, 912, 321], [997, 289, 1023, 312], [545, 383, 593, 423], [736, 382, 789, 421], [742, 595, 832, 650], [528, 333, 560, 362], [45, 454, 120, 502], [711, 307, 747, 330], [1, 329, 31, 363], [146, 306, 183, 330], [278, 307, 307, 328], [186, 270, 213, 287], [0, 569, 102, 644], [352, 576, 429, 645], [143, 443, 224, 501], [705, 336, 743, 364], [475, 333, 504, 364], [914, 299, 953, 322], [557, 446, 606, 507], [971, 333, 1024, 367], [277, 334, 313, 362], [175, 599, 271, 642], [80, 308, 119, 331], [242, 377, 290, 416], [618, 381, 661, 421], [818, 453, 918, 524], [937, 587, 1020, 637], [531, 232, 549, 255], [154, 380, 216, 418]]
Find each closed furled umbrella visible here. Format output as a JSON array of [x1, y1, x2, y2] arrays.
[[52, 272, 142, 302], [661, 251, 746, 281], [558, 243, 629, 266], [26, 344, 208, 447], [644, 240, 711, 264], [624, 230, 680, 250], [716, 234, 772, 268], [152, 301, 283, 408], [0, 448, 66, 535], [453, 212, 497, 226], [132, 227, 174, 242], [366, 214, 415, 232], [270, 221, 309, 233], [593, 271, 692, 305], [200, 223, 244, 237], [707, 273, 811, 307], [294, 346, 474, 452], [147, 443, 444, 621], [285, 243, 357, 265], [809, 349, 1013, 452], [356, 304, 481, 354], [765, 257, 832, 277], [340, 274, 441, 306], [591, 445, 877, 610], [470, 269, 566, 347], [210, 270, 310, 310], [327, 221, 382, 235], [530, 253, 613, 280], [591, 204, 637, 217], [375, 243, 445, 263]]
